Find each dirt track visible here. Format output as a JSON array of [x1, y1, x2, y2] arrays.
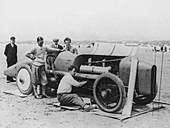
[[1, 44, 170, 128]]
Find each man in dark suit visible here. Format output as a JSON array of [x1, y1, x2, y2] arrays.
[[4, 36, 18, 82], [51, 38, 63, 50], [50, 38, 63, 57]]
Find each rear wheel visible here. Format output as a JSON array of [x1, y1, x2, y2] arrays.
[[16, 65, 32, 95], [93, 73, 126, 113]]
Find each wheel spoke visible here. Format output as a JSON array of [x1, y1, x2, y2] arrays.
[[96, 79, 121, 109], [93, 73, 125, 113]]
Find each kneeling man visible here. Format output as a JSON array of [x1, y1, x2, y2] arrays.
[[57, 65, 96, 112]]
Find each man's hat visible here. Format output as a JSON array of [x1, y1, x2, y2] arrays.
[[10, 36, 15, 40], [64, 37, 71, 43], [53, 38, 59, 42]]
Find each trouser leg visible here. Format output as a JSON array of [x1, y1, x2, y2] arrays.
[[32, 84, 38, 97], [37, 85, 41, 95], [6, 62, 15, 81], [42, 85, 46, 96], [58, 94, 86, 108], [39, 66, 49, 98], [41, 85, 50, 98], [32, 84, 42, 99], [31, 65, 42, 98], [7, 76, 13, 81]]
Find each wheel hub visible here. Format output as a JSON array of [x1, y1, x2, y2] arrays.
[[19, 78, 24, 84], [101, 89, 112, 98], [17, 68, 32, 95]]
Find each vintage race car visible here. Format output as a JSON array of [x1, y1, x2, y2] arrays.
[[4, 42, 157, 113]]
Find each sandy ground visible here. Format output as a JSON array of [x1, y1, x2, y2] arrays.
[[0, 44, 170, 128]]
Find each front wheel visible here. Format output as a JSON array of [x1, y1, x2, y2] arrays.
[[16, 65, 33, 95], [93, 73, 126, 113]]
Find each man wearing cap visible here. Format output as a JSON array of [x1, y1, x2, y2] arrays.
[[51, 38, 63, 50], [50, 38, 63, 57], [63, 37, 78, 54], [4, 36, 18, 83]]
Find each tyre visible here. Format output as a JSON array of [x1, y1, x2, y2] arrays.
[[93, 73, 126, 113], [16, 65, 33, 95]]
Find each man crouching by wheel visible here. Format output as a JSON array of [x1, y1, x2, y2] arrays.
[[57, 65, 97, 112], [26, 36, 62, 99]]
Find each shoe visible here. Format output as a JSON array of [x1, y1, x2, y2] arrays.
[[83, 105, 97, 112], [11, 79, 16, 82], [6, 80, 10, 83], [34, 94, 42, 99], [42, 94, 50, 98], [7, 79, 16, 83], [12, 80, 16, 82]]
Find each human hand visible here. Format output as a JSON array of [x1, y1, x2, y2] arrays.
[[61, 48, 66, 52], [82, 81, 88, 85], [32, 56, 36, 60]]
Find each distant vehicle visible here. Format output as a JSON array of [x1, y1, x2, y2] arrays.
[[4, 43, 157, 113]]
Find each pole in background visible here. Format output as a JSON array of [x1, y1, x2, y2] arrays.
[[152, 46, 157, 115], [154, 46, 157, 65], [158, 45, 165, 110]]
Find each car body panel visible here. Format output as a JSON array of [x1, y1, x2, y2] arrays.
[[91, 43, 137, 56], [119, 57, 157, 95], [3, 59, 32, 78]]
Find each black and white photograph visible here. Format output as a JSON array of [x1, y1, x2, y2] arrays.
[[0, 0, 170, 128]]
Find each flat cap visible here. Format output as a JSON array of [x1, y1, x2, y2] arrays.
[[53, 38, 59, 42], [64, 37, 71, 43]]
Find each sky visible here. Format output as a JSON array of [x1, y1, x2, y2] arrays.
[[0, 0, 170, 41]]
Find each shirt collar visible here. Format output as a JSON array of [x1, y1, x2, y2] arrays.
[[10, 43, 14, 47]]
